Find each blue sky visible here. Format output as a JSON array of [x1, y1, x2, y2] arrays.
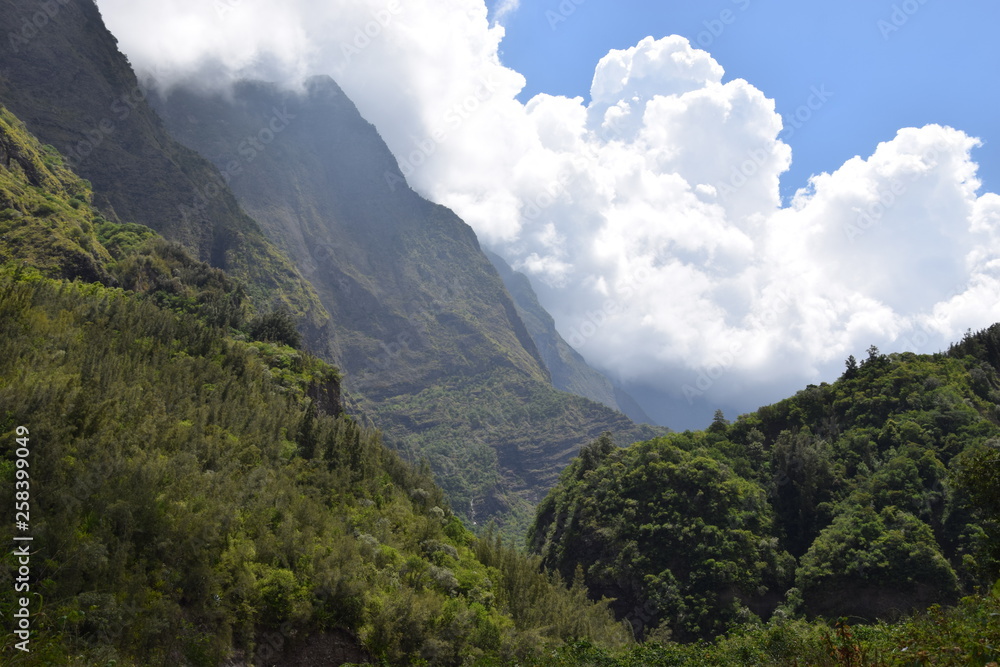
[[493, 0, 1000, 202]]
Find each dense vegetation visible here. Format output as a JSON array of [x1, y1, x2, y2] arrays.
[[529, 343, 1000, 656], [0, 107, 634, 665], [512, 586, 1000, 665], [0, 269, 635, 666], [3, 16, 1000, 662]]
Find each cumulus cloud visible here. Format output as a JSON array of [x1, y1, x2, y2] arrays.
[[95, 1, 1000, 425]]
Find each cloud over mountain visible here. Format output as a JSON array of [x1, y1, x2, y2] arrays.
[[96, 0, 1000, 423]]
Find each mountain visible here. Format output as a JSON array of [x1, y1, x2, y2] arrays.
[[0, 0, 661, 530], [2, 45, 997, 667], [485, 249, 655, 425], [0, 0, 331, 349], [0, 102, 632, 665], [149, 78, 663, 529]]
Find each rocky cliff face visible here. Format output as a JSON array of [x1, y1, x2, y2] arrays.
[[152, 79, 663, 527], [0, 0, 330, 344]]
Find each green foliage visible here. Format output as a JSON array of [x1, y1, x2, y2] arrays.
[[530, 434, 795, 641], [953, 444, 1000, 583], [369, 373, 661, 542], [797, 505, 959, 619], [0, 269, 630, 665], [109, 234, 250, 329], [489, 591, 1000, 666], [0, 106, 112, 283], [96, 220, 157, 258], [531, 344, 1000, 645], [248, 307, 303, 348]]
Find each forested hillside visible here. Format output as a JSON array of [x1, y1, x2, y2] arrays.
[[529, 342, 1000, 658], [0, 102, 635, 665]]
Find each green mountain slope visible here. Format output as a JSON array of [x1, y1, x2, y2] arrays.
[[150, 78, 663, 531], [0, 107, 112, 283], [0, 0, 330, 346], [530, 345, 1000, 641], [0, 101, 632, 666]]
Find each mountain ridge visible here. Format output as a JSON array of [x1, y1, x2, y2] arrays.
[[148, 76, 663, 529], [0, 0, 332, 348]]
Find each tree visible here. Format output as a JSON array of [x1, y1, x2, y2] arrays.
[[797, 505, 958, 619], [844, 355, 859, 379], [576, 431, 616, 478], [707, 409, 730, 434], [248, 307, 302, 348], [954, 445, 1000, 582]]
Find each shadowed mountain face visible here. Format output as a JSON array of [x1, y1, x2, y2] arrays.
[[0, 0, 330, 344], [485, 249, 656, 425], [152, 78, 663, 527], [152, 78, 547, 395]]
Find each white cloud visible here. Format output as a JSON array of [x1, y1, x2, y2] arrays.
[[95, 1, 1000, 423]]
